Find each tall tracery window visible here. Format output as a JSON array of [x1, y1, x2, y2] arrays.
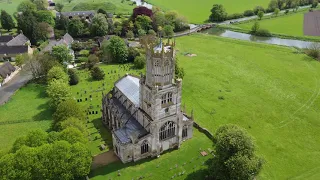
[[161, 93, 173, 105], [182, 125, 188, 138], [159, 121, 176, 141], [141, 140, 149, 154]]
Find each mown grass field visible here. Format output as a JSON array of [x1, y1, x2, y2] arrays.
[[55, 0, 135, 14], [0, 0, 25, 15], [174, 34, 320, 179], [234, 10, 320, 39], [0, 83, 52, 151], [70, 64, 143, 155], [90, 129, 213, 180], [148, 0, 270, 23]]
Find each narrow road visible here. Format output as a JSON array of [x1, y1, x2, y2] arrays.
[[0, 68, 32, 105]]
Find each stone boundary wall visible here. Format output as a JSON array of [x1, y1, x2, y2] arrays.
[[193, 121, 214, 141]]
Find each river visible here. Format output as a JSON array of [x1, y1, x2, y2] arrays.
[[202, 28, 315, 49]]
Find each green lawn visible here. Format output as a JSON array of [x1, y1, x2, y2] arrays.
[[0, 0, 25, 15], [148, 0, 269, 23], [0, 83, 52, 151], [175, 34, 320, 179], [70, 64, 144, 155], [90, 129, 213, 180], [234, 10, 320, 40], [55, 0, 135, 14]]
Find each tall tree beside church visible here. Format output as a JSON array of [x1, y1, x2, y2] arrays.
[[90, 13, 108, 36], [209, 124, 264, 180], [67, 18, 84, 37], [0, 10, 15, 31], [103, 36, 128, 63]]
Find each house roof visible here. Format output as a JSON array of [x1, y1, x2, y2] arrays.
[[6, 34, 29, 46], [110, 97, 148, 144], [0, 62, 16, 78], [62, 33, 74, 45], [0, 46, 28, 55], [115, 75, 140, 107], [0, 35, 14, 43], [56, 11, 95, 18]]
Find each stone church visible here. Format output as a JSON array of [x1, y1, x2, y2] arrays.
[[102, 40, 193, 163]]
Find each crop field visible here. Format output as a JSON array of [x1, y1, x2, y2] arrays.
[[0, 83, 52, 151], [173, 34, 320, 179], [54, 0, 135, 14], [148, 0, 269, 23]]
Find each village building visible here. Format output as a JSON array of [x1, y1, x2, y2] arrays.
[[56, 11, 95, 20], [0, 34, 32, 61], [102, 40, 193, 163], [0, 62, 17, 87]]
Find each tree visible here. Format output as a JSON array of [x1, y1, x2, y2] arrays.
[[59, 117, 86, 132], [68, 69, 79, 85], [53, 99, 85, 128], [15, 54, 25, 68], [55, 15, 69, 30], [152, 10, 165, 31], [46, 79, 72, 108], [134, 55, 145, 69], [209, 4, 227, 22], [33, 0, 48, 10], [175, 57, 185, 79], [133, 6, 153, 19], [257, 10, 264, 20], [268, 0, 278, 11], [210, 124, 264, 180], [68, 18, 84, 37], [90, 13, 108, 36], [91, 66, 105, 80], [17, 0, 37, 13], [312, 0, 318, 8], [47, 66, 68, 84], [163, 25, 174, 38], [164, 11, 178, 25], [274, 8, 280, 16], [11, 130, 48, 152], [16, 11, 38, 44], [34, 22, 50, 42], [253, 6, 265, 15], [128, 47, 140, 62], [24, 53, 60, 79], [135, 15, 152, 31], [55, 3, 64, 12], [36, 10, 55, 26], [52, 45, 73, 64], [138, 28, 146, 37], [126, 30, 134, 39], [0, 10, 15, 31], [104, 36, 128, 63], [87, 54, 100, 69], [58, 127, 87, 144], [251, 21, 260, 33]]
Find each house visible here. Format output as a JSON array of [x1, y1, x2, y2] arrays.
[[56, 11, 95, 20], [97, 35, 115, 47], [0, 34, 32, 61], [0, 62, 17, 87], [102, 40, 193, 163], [43, 33, 75, 61]]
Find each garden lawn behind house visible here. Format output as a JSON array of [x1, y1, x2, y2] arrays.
[[0, 83, 52, 151], [148, 0, 270, 23], [0, 0, 25, 15], [55, 0, 135, 14], [70, 64, 144, 155], [234, 9, 320, 40], [176, 34, 320, 179], [90, 129, 213, 180]]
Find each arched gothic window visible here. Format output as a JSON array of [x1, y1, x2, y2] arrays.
[[154, 60, 160, 67], [141, 140, 149, 154], [161, 93, 173, 105], [182, 125, 188, 138], [165, 59, 169, 66], [159, 121, 176, 141]]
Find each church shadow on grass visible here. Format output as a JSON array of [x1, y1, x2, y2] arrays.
[[89, 148, 182, 178], [184, 158, 212, 180], [91, 118, 113, 148]]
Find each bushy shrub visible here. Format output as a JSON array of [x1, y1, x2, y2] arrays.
[[254, 29, 271, 37], [134, 55, 145, 69], [91, 66, 105, 80], [68, 69, 79, 85], [243, 10, 254, 17], [306, 43, 320, 60], [253, 6, 265, 15], [226, 13, 244, 20], [128, 47, 140, 62]]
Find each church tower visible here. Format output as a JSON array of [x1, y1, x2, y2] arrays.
[[139, 39, 182, 122]]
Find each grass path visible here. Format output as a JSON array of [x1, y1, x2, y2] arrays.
[[176, 34, 320, 179]]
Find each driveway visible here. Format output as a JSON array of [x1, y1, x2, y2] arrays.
[[0, 68, 33, 105]]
